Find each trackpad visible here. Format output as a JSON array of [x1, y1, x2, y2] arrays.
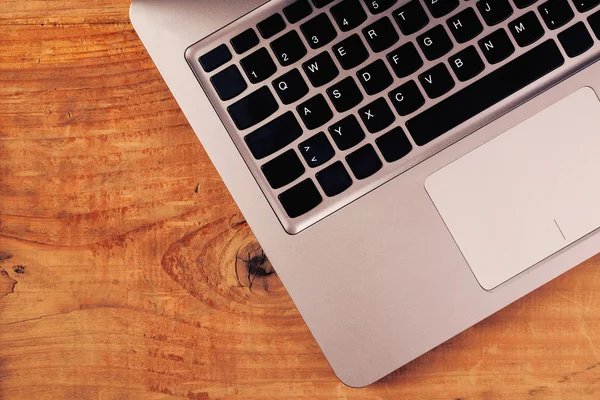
[[426, 87, 600, 290]]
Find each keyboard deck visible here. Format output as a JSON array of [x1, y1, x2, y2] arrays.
[[185, 0, 600, 234]]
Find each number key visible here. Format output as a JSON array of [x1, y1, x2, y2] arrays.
[[363, 0, 398, 14], [301, 13, 338, 49], [331, 0, 368, 32], [271, 31, 307, 66], [240, 48, 277, 83]]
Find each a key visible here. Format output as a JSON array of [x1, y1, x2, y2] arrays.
[[509, 11, 545, 47], [312, 0, 335, 7], [231, 29, 259, 54], [479, 28, 515, 64], [299, 132, 336, 168], [261, 149, 306, 189], [302, 52, 340, 87], [449, 46, 485, 82], [327, 77, 364, 112], [199, 44, 232, 72], [393, 0, 430, 35], [316, 162, 353, 197], [388, 80, 425, 116], [406, 40, 565, 146], [363, 17, 400, 53], [331, 0, 368, 32], [589, 10, 600, 39], [572, 0, 600, 12], [424, 0, 460, 18], [477, 0, 514, 26], [328, 115, 366, 150], [333, 34, 370, 70], [447, 8, 484, 44], [538, 0, 574, 30], [558, 22, 594, 58], [297, 94, 334, 129], [419, 63, 455, 99], [240, 48, 277, 83], [359, 98, 396, 133], [417, 25, 454, 61], [301, 13, 337, 49], [228, 86, 279, 130], [346, 144, 383, 180], [278, 179, 323, 218], [210, 65, 248, 101], [244, 111, 303, 159], [271, 31, 307, 66], [273, 69, 309, 105], [257, 13, 286, 39], [387, 42, 423, 78], [363, 0, 398, 14], [514, 0, 538, 8], [284, 0, 313, 23], [375, 127, 413, 162], [357, 60, 394, 95]]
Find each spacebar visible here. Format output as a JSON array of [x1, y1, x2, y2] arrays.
[[406, 40, 565, 146]]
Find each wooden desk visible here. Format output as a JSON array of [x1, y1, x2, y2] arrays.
[[2, 2, 600, 398]]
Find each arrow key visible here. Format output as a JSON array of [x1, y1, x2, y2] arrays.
[[299, 132, 336, 168]]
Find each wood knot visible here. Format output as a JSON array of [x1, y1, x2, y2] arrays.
[[13, 265, 26, 274], [235, 241, 276, 294]]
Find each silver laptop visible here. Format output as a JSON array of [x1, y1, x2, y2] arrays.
[[131, 0, 600, 386]]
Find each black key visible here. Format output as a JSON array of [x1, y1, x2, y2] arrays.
[[514, 0, 538, 8], [279, 179, 322, 218], [359, 98, 396, 133], [447, 8, 484, 44], [477, 0, 514, 26], [299, 132, 336, 167], [328, 115, 366, 150], [424, 0, 460, 18], [389, 80, 425, 116], [301, 13, 337, 49], [417, 25, 454, 61], [228, 86, 279, 130], [331, 0, 368, 32], [363, 0, 398, 14], [199, 44, 232, 73], [210, 65, 248, 101], [271, 31, 307, 66], [327, 77, 364, 112], [316, 162, 353, 197], [449, 46, 485, 82], [479, 28, 515, 64], [261, 150, 306, 189], [357, 60, 394, 95], [419, 63, 455, 99], [312, 0, 335, 7], [245, 112, 303, 159], [558, 22, 594, 58], [240, 48, 277, 83], [572, 0, 600, 12], [346, 144, 383, 180], [375, 127, 413, 163], [590, 10, 600, 39], [387, 42, 424, 78], [273, 69, 309, 105], [406, 40, 564, 146], [297, 94, 334, 129], [302, 52, 339, 87], [393, 0, 430, 35], [509, 11, 545, 47], [333, 34, 370, 70], [284, 0, 313, 23], [231, 29, 259, 54], [257, 14, 286, 39], [538, 0, 574, 30], [363, 17, 400, 52]]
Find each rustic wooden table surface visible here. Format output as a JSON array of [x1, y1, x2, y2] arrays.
[[2, 1, 600, 399]]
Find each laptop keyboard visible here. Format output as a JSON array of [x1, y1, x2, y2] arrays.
[[186, 0, 600, 234]]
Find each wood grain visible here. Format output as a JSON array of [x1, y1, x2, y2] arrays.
[[2, 2, 600, 399]]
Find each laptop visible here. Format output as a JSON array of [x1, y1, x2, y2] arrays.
[[131, 0, 600, 387]]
